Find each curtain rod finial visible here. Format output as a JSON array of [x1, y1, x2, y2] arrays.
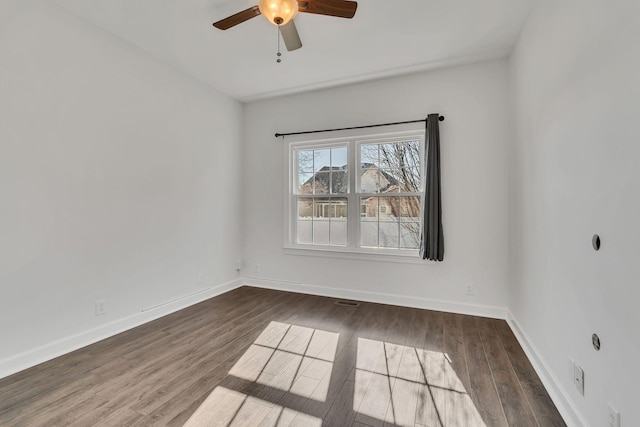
[[439, 116, 445, 122]]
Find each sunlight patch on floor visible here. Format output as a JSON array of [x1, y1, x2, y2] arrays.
[[228, 321, 339, 402], [354, 337, 486, 427], [183, 386, 322, 427]]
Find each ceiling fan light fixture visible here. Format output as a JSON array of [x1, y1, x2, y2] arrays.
[[258, 0, 298, 25]]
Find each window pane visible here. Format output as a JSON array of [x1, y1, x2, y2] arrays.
[[298, 148, 350, 196], [360, 221, 378, 247], [298, 150, 314, 173], [331, 169, 348, 194], [313, 220, 330, 245], [297, 220, 312, 244], [379, 221, 399, 248], [379, 197, 399, 220], [330, 198, 347, 218], [403, 140, 421, 169], [360, 196, 378, 247], [360, 197, 378, 218], [313, 149, 331, 173], [313, 198, 330, 218], [331, 220, 347, 246], [297, 197, 347, 246], [360, 144, 378, 165], [331, 147, 347, 168], [379, 141, 420, 170], [399, 196, 421, 220], [297, 198, 313, 245], [314, 198, 340, 245], [400, 221, 420, 249], [378, 169, 397, 192], [398, 168, 420, 192], [329, 147, 348, 194], [360, 165, 380, 193], [314, 171, 330, 195], [298, 198, 313, 219], [298, 173, 313, 194], [364, 140, 422, 194], [379, 143, 399, 170]]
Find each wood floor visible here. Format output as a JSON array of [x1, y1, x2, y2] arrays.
[[0, 287, 565, 427]]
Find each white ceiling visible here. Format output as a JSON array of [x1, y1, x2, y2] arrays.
[[53, 0, 534, 102]]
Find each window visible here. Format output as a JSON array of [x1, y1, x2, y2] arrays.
[[287, 131, 423, 257], [295, 145, 349, 246]]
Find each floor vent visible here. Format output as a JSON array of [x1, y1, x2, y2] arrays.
[[335, 300, 360, 307]]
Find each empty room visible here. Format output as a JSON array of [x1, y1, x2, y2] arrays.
[[1, 0, 638, 426]]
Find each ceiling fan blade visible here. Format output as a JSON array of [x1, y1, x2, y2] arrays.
[[298, 0, 357, 19], [213, 5, 261, 30], [280, 20, 303, 51]]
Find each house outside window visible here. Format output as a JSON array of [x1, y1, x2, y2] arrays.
[[286, 130, 424, 258]]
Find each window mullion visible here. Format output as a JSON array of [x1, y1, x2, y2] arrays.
[[347, 140, 358, 249], [290, 148, 297, 245]]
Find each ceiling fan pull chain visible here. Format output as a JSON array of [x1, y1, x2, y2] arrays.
[[276, 25, 282, 63]]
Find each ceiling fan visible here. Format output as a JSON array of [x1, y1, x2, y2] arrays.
[[212, 0, 358, 53]]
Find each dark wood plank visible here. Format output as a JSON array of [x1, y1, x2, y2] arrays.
[[442, 312, 473, 395], [461, 315, 509, 427], [477, 317, 538, 427], [493, 319, 567, 427]]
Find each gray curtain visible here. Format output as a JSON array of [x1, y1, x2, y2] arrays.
[[419, 114, 444, 261]]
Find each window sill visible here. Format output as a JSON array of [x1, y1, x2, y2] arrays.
[[283, 245, 432, 264]]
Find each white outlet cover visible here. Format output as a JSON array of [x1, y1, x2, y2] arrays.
[[573, 364, 584, 395], [95, 300, 106, 316], [465, 283, 474, 295]]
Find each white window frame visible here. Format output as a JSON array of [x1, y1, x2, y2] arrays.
[[284, 127, 425, 262]]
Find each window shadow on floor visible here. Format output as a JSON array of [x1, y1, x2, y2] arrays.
[[183, 322, 486, 427]]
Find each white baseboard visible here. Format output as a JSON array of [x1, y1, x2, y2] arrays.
[[243, 276, 508, 319], [506, 311, 588, 427], [0, 278, 243, 380]]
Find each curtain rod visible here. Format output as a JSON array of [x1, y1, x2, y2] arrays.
[[274, 116, 444, 138]]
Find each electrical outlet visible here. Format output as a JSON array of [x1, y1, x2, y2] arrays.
[[573, 363, 584, 396], [197, 272, 205, 284], [254, 264, 261, 273], [235, 261, 244, 271], [95, 300, 106, 316], [608, 403, 620, 427], [465, 282, 474, 296]]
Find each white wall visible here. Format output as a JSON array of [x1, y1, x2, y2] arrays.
[[0, 1, 243, 375], [510, 0, 640, 425], [243, 60, 511, 315]]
